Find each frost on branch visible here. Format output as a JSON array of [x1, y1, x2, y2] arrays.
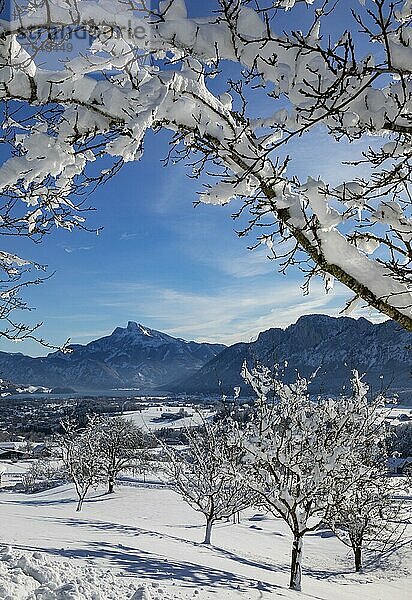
[[162, 417, 253, 545], [237, 362, 405, 590], [0, 249, 54, 346], [0, 0, 412, 331], [57, 416, 104, 511]]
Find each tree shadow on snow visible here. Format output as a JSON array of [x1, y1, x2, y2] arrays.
[[0, 490, 112, 508], [40, 515, 205, 547], [15, 541, 291, 596], [0, 497, 76, 507], [362, 536, 412, 575], [210, 545, 289, 575], [36, 515, 357, 584], [40, 515, 292, 576]]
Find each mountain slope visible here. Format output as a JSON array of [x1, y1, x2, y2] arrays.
[[170, 315, 412, 400], [0, 322, 225, 391]]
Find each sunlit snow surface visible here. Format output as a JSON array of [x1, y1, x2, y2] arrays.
[[0, 472, 410, 599], [125, 406, 214, 431]]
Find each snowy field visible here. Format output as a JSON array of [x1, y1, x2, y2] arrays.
[[386, 406, 412, 425], [125, 406, 214, 431], [0, 466, 410, 600], [124, 404, 412, 432]]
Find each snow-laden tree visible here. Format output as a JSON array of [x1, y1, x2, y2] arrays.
[[58, 417, 104, 511], [327, 472, 408, 573], [238, 363, 398, 591], [390, 420, 412, 457], [1, 0, 412, 336], [163, 418, 254, 544], [326, 376, 409, 573], [95, 416, 152, 494]]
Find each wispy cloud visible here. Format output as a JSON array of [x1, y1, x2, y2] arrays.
[[120, 233, 140, 241], [68, 329, 113, 341], [64, 246, 93, 254], [170, 215, 279, 280], [211, 248, 275, 279], [97, 278, 353, 345]]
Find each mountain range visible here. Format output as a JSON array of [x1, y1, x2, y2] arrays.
[[0, 321, 225, 392], [0, 316, 410, 401], [172, 315, 412, 402]]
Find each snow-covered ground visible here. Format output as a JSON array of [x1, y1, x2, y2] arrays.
[[126, 403, 412, 433], [125, 406, 214, 431], [0, 468, 410, 600], [0, 546, 158, 600], [386, 406, 412, 425]]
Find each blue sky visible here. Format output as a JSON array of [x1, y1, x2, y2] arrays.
[[1, 1, 385, 355]]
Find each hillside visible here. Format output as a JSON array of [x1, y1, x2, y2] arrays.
[[171, 315, 412, 401], [1, 315, 411, 400], [0, 474, 410, 600]]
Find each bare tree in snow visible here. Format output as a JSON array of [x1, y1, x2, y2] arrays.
[[95, 416, 153, 494], [58, 417, 103, 511], [163, 418, 254, 545], [0, 0, 411, 337], [238, 363, 400, 591]]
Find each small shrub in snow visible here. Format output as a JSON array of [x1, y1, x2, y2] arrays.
[[20, 459, 67, 494]]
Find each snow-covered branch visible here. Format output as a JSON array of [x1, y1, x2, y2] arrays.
[[1, 0, 412, 332], [163, 417, 254, 544], [238, 362, 402, 590]]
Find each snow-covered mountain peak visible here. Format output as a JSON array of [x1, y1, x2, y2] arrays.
[[109, 321, 174, 345], [125, 321, 152, 336], [0, 322, 226, 391], [110, 321, 155, 339]]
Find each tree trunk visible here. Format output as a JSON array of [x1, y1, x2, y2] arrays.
[[354, 545, 362, 573], [108, 475, 115, 494], [76, 496, 84, 512], [203, 518, 213, 545], [289, 534, 304, 591]]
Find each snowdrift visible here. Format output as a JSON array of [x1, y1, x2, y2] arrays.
[[0, 546, 174, 600]]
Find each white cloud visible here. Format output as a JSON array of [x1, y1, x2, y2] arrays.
[[120, 233, 139, 241], [212, 248, 275, 279], [64, 246, 93, 253], [98, 277, 354, 345]]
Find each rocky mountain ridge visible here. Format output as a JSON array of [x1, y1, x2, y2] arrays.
[[171, 315, 412, 401], [0, 316, 410, 401], [0, 321, 225, 391]]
